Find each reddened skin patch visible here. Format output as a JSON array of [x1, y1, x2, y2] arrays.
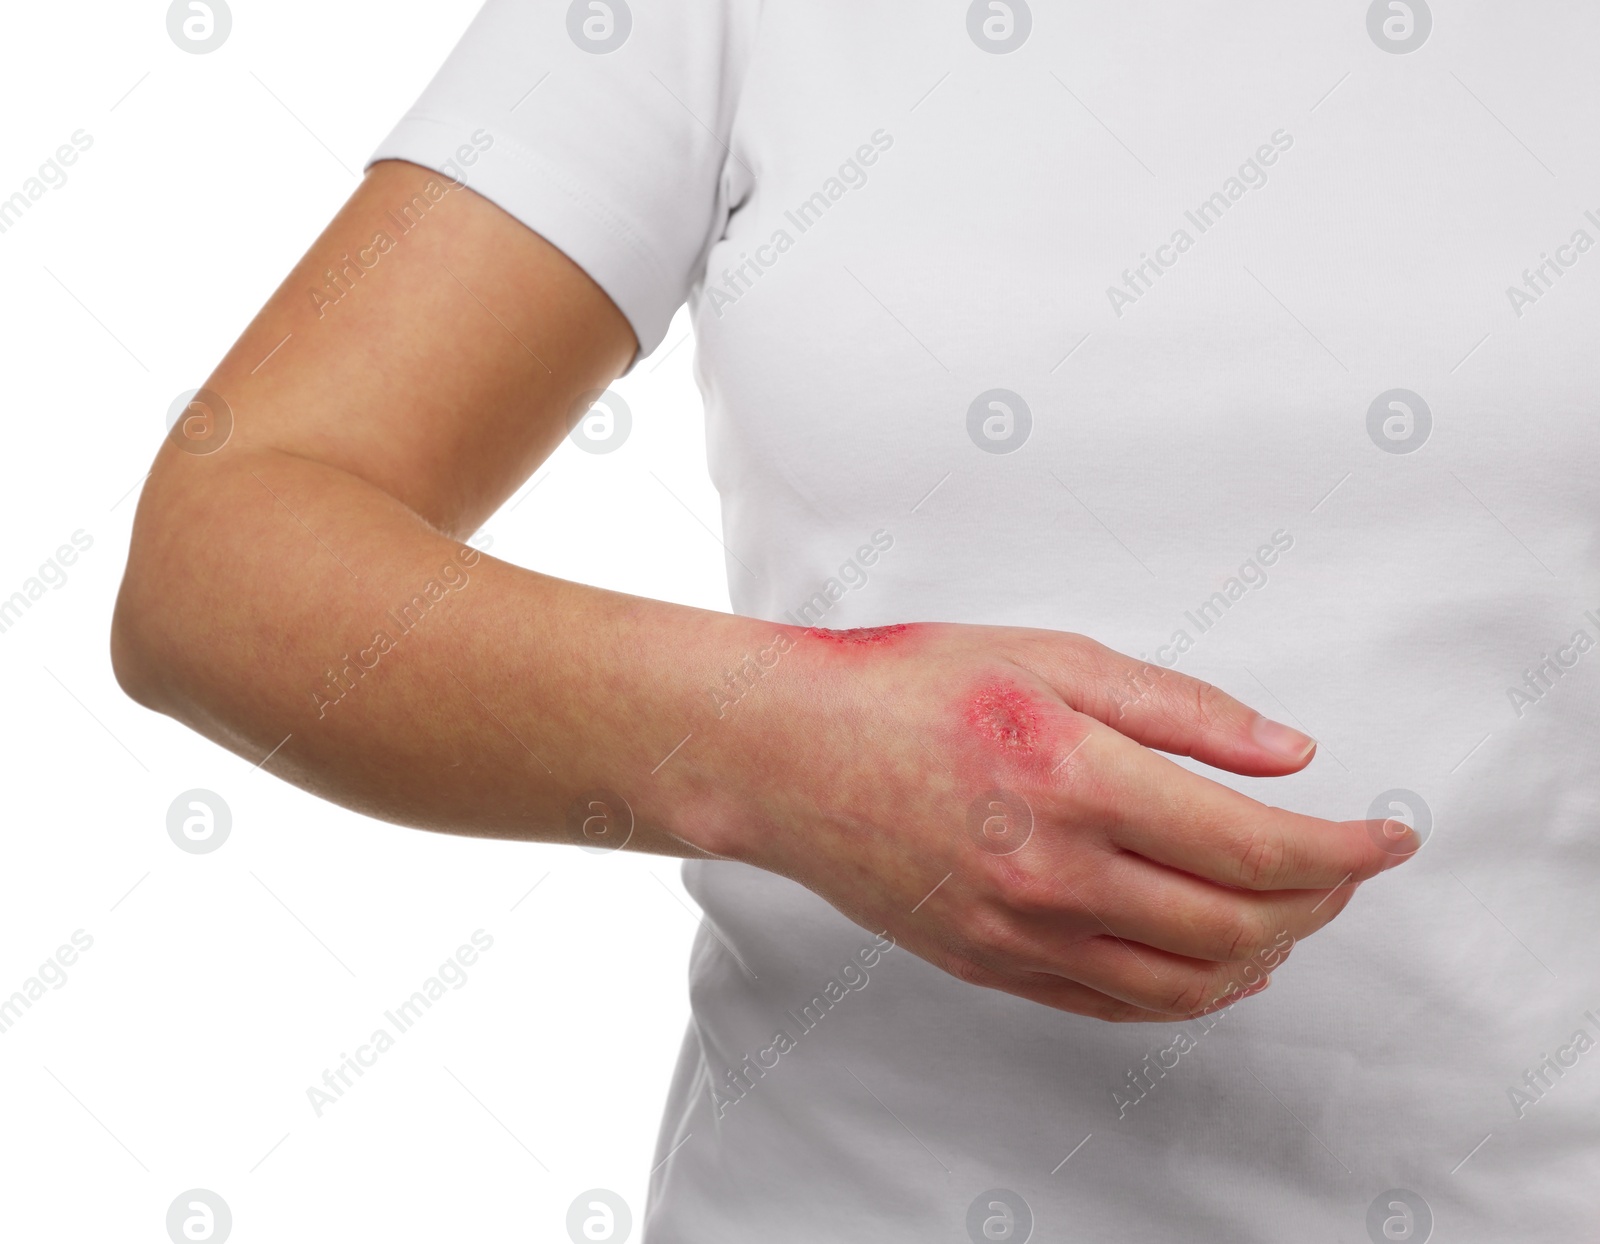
[[802, 624, 911, 647], [965, 682, 1043, 755]]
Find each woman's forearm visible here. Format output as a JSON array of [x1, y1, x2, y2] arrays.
[[112, 442, 768, 857]]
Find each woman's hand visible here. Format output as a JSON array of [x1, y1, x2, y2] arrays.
[[673, 622, 1416, 1023]]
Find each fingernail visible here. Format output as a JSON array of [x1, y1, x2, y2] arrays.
[[1251, 714, 1316, 762], [1379, 819, 1422, 861]]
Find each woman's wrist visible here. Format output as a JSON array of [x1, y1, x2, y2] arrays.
[[641, 614, 808, 863]]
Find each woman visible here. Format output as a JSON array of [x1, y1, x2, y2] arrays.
[[113, 0, 1599, 1238]]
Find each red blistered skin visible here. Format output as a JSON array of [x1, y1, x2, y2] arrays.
[[802, 624, 912, 647], [965, 682, 1044, 756]]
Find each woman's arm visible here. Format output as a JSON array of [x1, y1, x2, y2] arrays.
[[112, 159, 1413, 1021], [112, 158, 743, 856]]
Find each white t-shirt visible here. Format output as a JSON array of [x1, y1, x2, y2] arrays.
[[371, 2, 1600, 1238]]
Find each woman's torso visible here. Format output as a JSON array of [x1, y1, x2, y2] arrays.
[[645, 3, 1600, 1240]]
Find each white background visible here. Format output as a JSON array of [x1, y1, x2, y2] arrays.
[[0, 2, 723, 1238]]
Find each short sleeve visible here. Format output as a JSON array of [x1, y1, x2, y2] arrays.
[[367, 0, 760, 363]]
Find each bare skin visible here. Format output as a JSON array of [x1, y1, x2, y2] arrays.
[[111, 160, 1417, 1025]]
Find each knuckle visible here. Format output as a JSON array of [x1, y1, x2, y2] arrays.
[[1189, 678, 1229, 732], [1161, 973, 1221, 1017], [1214, 917, 1282, 971], [985, 856, 1057, 916], [1044, 716, 1108, 800], [964, 905, 1031, 964], [1057, 631, 1107, 671], [998, 847, 1118, 926], [1235, 826, 1288, 889], [940, 951, 1000, 989], [1218, 908, 1273, 962], [1215, 962, 1271, 1005], [972, 908, 1036, 965]]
